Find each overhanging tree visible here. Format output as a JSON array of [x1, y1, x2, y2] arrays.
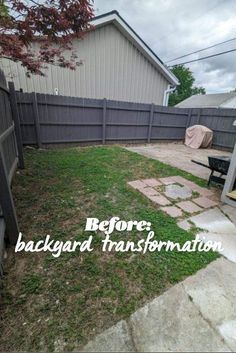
[[0, 0, 94, 76], [169, 65, 205, 106]]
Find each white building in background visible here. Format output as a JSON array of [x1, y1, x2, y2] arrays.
[[0, 11, 178, 105], [176, 92, 236, 109]]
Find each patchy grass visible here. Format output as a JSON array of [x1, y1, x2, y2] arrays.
[[0, 145, 218, 352]]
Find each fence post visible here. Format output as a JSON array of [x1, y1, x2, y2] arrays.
[[186, 108, 192, 128], [197, 108, 201, 125], [8, 82, 24, 169], [147, 103, 154, 143], [32, 93, 42, 148], [0, 147, 19, 245], [102, 98, 107, 145]]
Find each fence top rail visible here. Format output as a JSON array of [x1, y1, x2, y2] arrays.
[[191, 107, 236, 117], [0, 124, 15, 145], [15, 90, 236, 115]]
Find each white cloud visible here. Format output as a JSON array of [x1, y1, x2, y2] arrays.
[[94, 0, 236, 93]]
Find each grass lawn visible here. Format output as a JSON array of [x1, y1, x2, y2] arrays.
[[0, 145, 218, 352]]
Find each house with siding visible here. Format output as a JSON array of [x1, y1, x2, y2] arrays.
[[0, 10, 178, 105], [176, 92, 236, 109]]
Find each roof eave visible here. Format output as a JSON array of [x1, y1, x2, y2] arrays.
[[92, 12, 179, 86]]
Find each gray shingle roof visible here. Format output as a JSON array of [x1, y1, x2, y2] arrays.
[[176, 92, 236, 108]]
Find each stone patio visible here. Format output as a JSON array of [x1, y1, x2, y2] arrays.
[[127, 176, 218, 220], [128, 176, 236, 264]]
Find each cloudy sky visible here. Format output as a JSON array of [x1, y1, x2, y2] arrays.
[[94, 0, 236, 93]]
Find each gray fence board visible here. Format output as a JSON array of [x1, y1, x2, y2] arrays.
[[16, 92, 236, 150], [0, 73, 21, 248]]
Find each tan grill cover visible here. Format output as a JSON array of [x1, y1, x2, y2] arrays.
[[185, 125, 213, 149]]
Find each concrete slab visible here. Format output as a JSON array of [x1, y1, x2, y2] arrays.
[[221, 204, 236, 225], [183, 258, 236, 329], [218, 320, 236, 352], [189, 208, 236, 234], [82, 320, 135, 352], [129, 284, 230, 352], [126, 143, 231, 181], [198, 231, 236, 263]]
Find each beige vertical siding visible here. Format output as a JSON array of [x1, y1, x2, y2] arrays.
[[0, 23, 170, 104]]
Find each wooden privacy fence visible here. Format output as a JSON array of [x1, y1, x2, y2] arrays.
[[0, 73, 24, 251], [16, 92, 236, 150]]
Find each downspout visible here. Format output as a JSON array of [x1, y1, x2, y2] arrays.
[[163, 85, 176, 106]]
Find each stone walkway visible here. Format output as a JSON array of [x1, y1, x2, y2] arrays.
[[82, 258, 236, 352], [127, 176, 220, 221], [125, 176, 236, 264], [126, 143, 231, 181]]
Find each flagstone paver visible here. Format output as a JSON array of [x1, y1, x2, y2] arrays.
[[177, 219, 192, 231], [193, 196, 218, 208], [160, 206, 183, 218], [158, 176, 176, 185], [140, 187, 159, 197], [172, 175, 190, 184], [196, 187, 215, 197], [142, 178, 162, 187], [148, 194, 171, 206], [177, 200, 202, 214], [210, 192, 222, 203], [127, 180, 147, 190]]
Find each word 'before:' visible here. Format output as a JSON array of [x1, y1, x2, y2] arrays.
[[85, 217, 151, 235]]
